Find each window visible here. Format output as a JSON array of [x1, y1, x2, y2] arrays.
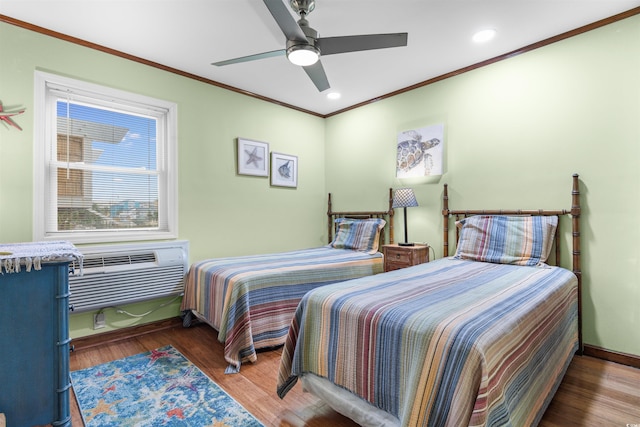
[[34, 71, 178, 244]]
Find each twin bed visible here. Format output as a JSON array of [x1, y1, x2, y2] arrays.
[[276, 174, 582, 427], [180, 190, 395, 372], [182, 175, 582, 426]]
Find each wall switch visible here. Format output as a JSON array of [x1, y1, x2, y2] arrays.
[[93, 312, 106, 329]]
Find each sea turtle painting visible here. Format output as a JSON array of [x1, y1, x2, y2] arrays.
[[396, 127, 443, 177]]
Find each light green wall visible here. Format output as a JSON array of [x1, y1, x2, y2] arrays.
[[0, 21, 326, 337], [325, 15, 640, 356], [1, 15, 639, 356]]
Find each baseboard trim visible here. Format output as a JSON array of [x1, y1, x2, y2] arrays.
[[71, 317, 183, 352], [583, 344, 640, 369]]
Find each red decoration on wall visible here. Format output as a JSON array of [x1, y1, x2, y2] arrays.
[[0, 101, 25, 131]]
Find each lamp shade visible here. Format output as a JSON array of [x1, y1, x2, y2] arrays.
[[392, 188, 418, 208]]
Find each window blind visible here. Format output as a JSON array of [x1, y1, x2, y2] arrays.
[[47, 90, 167, 235]]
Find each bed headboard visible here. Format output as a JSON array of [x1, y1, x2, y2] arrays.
[[441, 174, 582, 353], [327, 188, 395, 245]]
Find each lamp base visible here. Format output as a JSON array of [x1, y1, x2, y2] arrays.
[[398, 242, 415, 247]]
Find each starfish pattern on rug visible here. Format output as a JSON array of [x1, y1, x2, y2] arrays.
[[147, 347, 172, 364], [166, 407, 185, 420], [100, 367, 130, 386], [103, 385, 116, 395], [165, 366, 200, 392], [83, 397, 125, 424], [71, 345, 264, 427]]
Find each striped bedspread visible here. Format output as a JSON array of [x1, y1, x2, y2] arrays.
[[180, 247, 383, 372], [277, 258, 578, 427]]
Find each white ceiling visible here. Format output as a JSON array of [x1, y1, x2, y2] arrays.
[[1, 0, 639, 116]]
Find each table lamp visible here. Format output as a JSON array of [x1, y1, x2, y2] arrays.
[[392, 188, 418, 246]]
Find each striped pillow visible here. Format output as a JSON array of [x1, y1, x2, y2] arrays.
[[329, 218, 386, 254], [453, 215, 558, 266]]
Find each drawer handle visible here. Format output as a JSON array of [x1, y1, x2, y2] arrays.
[[395, 254, 400, 259]]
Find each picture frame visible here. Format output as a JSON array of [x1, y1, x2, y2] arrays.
[[270, 152, 298, 188], [396, 124, 444, 178], [237, 138, 269, 177]]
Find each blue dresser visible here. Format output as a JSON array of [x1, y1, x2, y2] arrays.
[[0, 242, 81, 427]]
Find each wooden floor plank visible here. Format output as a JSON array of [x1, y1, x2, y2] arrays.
[[69, 323, 640, 426]]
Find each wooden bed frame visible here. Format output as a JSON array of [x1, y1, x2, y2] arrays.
[[278, 176, 583, 426], [441, 173, 582, 353], [327, 188, 395, 245]]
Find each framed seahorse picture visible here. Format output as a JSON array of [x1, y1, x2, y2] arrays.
[[270, 152, 298, 188], [396, 124, 444, 178], [237, 137, 269, 177]]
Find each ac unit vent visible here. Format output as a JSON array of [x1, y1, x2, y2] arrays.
[[69, 241, 189, 312]]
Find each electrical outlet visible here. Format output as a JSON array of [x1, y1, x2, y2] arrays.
[[93, 312, 106, 329]]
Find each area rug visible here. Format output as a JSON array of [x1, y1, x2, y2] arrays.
[[71, 345, 264, 427]]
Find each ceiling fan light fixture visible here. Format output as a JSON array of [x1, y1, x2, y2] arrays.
[[287, 45, 320, 66]]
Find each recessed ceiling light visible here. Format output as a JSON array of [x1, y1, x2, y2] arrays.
[[472, 29, 497, 43], [327, 92, 341, 100]]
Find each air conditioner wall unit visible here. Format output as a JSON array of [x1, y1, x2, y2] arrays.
[[68, 240, 189, 313]]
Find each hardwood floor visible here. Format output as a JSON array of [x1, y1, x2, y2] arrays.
[[69, 323, 640, 426]]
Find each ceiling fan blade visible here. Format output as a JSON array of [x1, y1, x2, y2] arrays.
[[317, 33, 408, 56], [303, 60, 330, 92], [263, 0, 307, 43], [212, 49, 286, 66]]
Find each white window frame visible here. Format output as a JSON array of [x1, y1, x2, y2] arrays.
[[33, 71, 178, 244]]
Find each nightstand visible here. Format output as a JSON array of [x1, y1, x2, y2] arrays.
[[382, 244, 429, 272]]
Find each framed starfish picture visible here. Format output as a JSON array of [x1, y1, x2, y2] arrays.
[[270, 152, 298, 188], [237, 138, 269, 177]]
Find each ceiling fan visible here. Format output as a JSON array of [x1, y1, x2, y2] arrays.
[[212, 0, 408, 92]]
